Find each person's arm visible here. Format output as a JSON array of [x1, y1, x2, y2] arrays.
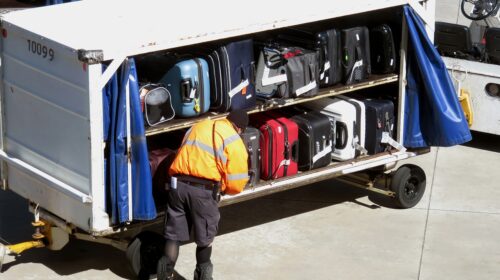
[[222, 137, 249, 195]]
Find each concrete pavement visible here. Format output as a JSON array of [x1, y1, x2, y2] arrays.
[[1, 132, 499, 279]]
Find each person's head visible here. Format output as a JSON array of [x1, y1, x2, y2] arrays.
[[226, 109, 248, 134]]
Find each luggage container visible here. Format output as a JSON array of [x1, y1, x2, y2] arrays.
[[0, 1, 469, 278]]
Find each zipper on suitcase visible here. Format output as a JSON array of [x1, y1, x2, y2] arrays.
[[274, 118, 290, 176], [222, 46, 232, 111], [194, 58, 204, 115], [265, 125, 274, 180]]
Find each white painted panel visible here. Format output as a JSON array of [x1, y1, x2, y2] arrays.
[[443, 57, 500, 135], [1, 0, 411, 60]]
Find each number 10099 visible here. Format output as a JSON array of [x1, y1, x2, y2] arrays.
[[27, 39, 54, 61]]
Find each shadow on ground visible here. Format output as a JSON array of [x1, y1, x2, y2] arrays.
[[1, 177, 385, 279]]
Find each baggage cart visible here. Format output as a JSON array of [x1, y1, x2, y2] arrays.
[[0, 0, 443, 276]]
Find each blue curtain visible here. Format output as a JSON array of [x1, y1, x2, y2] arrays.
[[46, 0, 77, 5], [103, 59, 156, 224], [403, 6, 472, 147]]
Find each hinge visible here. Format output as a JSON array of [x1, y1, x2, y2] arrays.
[[77, 49, 104, 64]]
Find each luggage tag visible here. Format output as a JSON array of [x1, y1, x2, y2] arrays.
[[381, 132, 406, 152], [353, 136, 368, 156]]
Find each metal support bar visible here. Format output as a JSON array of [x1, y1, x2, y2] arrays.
[[72, 233, 128, 252], [335, 175, 395, 197], [96, 55, 126, 91]]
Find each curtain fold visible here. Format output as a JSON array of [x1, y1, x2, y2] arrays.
[[403, 6, 472, 147]]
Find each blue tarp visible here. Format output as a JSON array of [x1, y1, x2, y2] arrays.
[[46, 0, 77, 5], [403, 6, 472, 147], [103, 59, 156, 224]]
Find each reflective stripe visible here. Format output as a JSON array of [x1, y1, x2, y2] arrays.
[[185, 139, 228, 164], [295, 80, 317, 96], [262, 65, 287, 86], [228, 173, 249, 181], [228, 79, 249, 98], [217, 134, 240, 163]]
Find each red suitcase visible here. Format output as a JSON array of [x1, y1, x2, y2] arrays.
[[252, 113, 299, 180]]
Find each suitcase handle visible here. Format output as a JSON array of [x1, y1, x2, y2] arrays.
[[336, 122, 348, 149], [180, 78, 195, 102], [291, 141, 299, 162]]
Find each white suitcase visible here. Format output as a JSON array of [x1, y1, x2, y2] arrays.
[[303, 97, 365, 161]]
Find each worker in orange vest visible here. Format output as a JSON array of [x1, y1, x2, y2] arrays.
[[157, 110, 250, 280]]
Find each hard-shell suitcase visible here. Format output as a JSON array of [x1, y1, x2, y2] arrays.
[[341, 26, 371, 85], [370, 24, 397, 74], [240, 127, 261, 187], [303, 98, 363, 161], [317, 29, 342, 87], [361, 98, 395, 154], [336, 95, 366, 153], [291, 111, 334, 171], [252, 114, 299, 180], [206, 39, 256, 111], [159, 58, 210, 118], [277, 28, 342, 87]]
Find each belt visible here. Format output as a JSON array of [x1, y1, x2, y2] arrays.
[[175, 175, 217, 191]]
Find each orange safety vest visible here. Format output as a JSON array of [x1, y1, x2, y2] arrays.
[[169, 118, 249, 195]]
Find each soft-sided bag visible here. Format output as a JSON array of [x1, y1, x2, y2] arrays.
[[255, 45, 288, 99], [285, 48, 319, 98], [370, 24, 397, 74], [139, 84, 175, 126]]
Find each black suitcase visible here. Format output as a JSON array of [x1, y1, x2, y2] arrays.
[[205, 39, 256, 112], [370, 24, 397, 74], [277, 28, 342, 87], [291, 111, 334, 171], [317, 29, 342, 87], [362, 98, 395, 155], [341, 26, 371, 85], [255, 44, 289, 99], [240, 126, 261, 187]]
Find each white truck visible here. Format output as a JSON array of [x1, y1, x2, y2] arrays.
[[0, 0, 438, 277], [436, 0, 500, 135]]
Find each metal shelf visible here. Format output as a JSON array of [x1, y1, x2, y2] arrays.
[[145, 74, 398, 136], [219, 147, 430, 207]]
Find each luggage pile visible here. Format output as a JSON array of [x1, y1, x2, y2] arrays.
[[135, 24, 397, 125], [142, 23, 400, 188]]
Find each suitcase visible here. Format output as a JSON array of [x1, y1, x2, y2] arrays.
[[251, 114, 299, 180], [291, 111, 334, 171], [240, 126, 261, 187], [341, 26, 371, 85], [206, 39, 256, 111], [159, 58, 211, 118], [285, 48, 320, 98], [255, 45, 289, 99], [361, 98, 395, 154], [370, 24, 397, 74], [303, 97, 364, 161], [317, 29, 342, 87], [149, 148, 177, 204], [277, 28, 342, 87], [139, 84, 175, 126]]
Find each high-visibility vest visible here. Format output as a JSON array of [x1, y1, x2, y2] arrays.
[[169, 118, 249, 195]]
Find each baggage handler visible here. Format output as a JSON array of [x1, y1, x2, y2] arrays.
[[157, 110, 250, 280]]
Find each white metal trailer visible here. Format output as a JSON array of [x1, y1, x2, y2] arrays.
[[0, 0, 435, 276]]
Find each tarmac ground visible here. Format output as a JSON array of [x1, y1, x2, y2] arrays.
[[1, 131, 499, 280]]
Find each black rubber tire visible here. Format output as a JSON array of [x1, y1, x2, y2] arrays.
[[390, 164, 426, 209], [126, 231, 165, 279]]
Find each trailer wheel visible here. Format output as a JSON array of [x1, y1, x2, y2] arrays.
[[126, 231, 165, 279], [390, 164, 426, 209]]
